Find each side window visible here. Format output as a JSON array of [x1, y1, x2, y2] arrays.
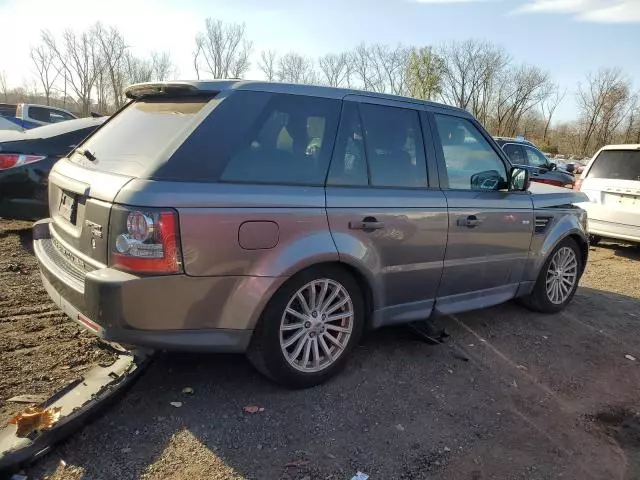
[[525, 146, 549, 168], [360, 103, 427, 188], [327, 103, 368, 186], [50, 111, 75, 123], [434, 114, 507, 191], [503, 144, 526, 165], [29, 106, 52, 123], [221, 94, 340, 185]]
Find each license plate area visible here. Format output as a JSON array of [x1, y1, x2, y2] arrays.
[[604, 192, 639, 207], [58, 191, 78, 224]]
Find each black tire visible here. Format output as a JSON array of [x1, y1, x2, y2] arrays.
[[247, 265, 365, 389], [521, 237, 583, 314]]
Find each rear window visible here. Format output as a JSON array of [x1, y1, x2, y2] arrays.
[[220, 93, 340, 185], [71, 98, 210, 177], [587, 150, 640, 181]]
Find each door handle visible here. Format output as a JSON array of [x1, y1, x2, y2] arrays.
[[457, 215, 483, 228], [349, 217, 385, 231]]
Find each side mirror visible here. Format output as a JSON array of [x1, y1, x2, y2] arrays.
[[565, 164, 575, 173], [470, 170, 503, 191], [509, 167, 529, 192], [548, 162, 557, 171]]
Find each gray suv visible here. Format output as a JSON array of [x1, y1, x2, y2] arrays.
[[33, 81, 589, 388]]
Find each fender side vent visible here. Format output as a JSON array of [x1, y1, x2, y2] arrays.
[[535, 216, 552, 234]]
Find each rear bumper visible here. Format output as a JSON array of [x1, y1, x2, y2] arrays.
[[588, 218, 640, 244], [33, 219, 284, 352]]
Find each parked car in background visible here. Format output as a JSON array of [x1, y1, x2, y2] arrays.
[[0, 116, 106, 220], [0, 103, 78, 132], [33, 80, 589, 388], [577, 144, 640, 245], [495, 137, 575, 188]]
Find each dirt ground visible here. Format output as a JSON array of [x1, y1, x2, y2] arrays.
[[0, 220, 115, 425], [1, 219, 640, 480]]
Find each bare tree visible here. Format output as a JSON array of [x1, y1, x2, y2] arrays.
[[151, 51, 174, 81], [30, 44, 59, 105], [350, 43, 382, 92], [258, 50, 277, 81], [0, 70, 7, 102], [405, 46, 444, 101], [194, 18, 252, 79], [492, 64, 552, 137], [277, 52, 317, 84], [92, 23, 127, 110], [42, 28, 104, 115], [439, 39, 509, 120], [348, 43, 410, 94], [577, 68, 632, 155], [124, 52, 153, 84], [540, 85, 566, 142], [318, 52, 350, 87]]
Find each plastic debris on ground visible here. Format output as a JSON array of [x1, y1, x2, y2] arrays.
[[243, 405, 265, 414], [8, 406, 62, 437], [350, 472, 369, 480], [625, 354, 636, 361]]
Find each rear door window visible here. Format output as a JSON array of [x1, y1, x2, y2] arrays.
[[221, 94, 340, 185], [360, 103, 427, 188], [327, 102, 368, 186], [587, 150, 640, 181], [71, 98, 210, 177]]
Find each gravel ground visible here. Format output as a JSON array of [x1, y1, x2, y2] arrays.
[[1, 218, 639, 480]]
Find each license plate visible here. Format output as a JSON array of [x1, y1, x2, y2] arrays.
[[58, 192, 77, 224]]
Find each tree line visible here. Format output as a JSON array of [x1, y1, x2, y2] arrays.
[[1, 18, 638, 157]]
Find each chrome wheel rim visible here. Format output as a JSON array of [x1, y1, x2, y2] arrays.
[[546, 246, 578, 305], [279, 279, 354, 373]]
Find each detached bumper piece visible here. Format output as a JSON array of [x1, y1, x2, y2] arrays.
[[0, 346, 154, 473]]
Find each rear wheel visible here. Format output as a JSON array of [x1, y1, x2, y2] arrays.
[[521, 237, 582, 313], [247, 266, 364, 388]]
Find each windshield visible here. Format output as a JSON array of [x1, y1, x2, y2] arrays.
[[70, 97, 210, 177], [587, 149, 640, 181]]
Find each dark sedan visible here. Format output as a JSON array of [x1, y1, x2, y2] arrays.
[[494, 137, 575, 189], [0, 116, 106, 220]]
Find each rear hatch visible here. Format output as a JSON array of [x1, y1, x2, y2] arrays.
[[580, 148, 640, 227], [47, 95, 214, 267]]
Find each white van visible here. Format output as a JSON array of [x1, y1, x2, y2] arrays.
[[577, 144, 640, 244]]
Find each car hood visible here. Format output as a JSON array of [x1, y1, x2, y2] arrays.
[[528, 182, 588, 208]]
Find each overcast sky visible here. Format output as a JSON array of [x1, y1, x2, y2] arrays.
[[1, 0, 639, 121]]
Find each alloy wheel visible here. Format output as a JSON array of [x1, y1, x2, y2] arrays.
[[545, 246, 578, 305], [279, 279, 354, 373]]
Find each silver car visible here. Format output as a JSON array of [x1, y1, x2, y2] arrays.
[[33, 81, 589, 388]]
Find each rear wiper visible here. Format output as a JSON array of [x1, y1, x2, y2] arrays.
[[77, 148, 97, 162]]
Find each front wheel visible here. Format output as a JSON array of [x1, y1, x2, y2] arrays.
[[521, 237, 583, 313], [247, 266, 364, 388]]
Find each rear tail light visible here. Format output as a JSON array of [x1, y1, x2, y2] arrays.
[[574, 179, 583, 191], [0, 154, 46, 171], [110, 207, 182, 274]]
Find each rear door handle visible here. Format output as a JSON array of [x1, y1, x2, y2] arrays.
[[457, 215, 483, 228], [349, 217, 385, 231]]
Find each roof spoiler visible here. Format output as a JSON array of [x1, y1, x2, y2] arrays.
[[125, 82, 211, 99]]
